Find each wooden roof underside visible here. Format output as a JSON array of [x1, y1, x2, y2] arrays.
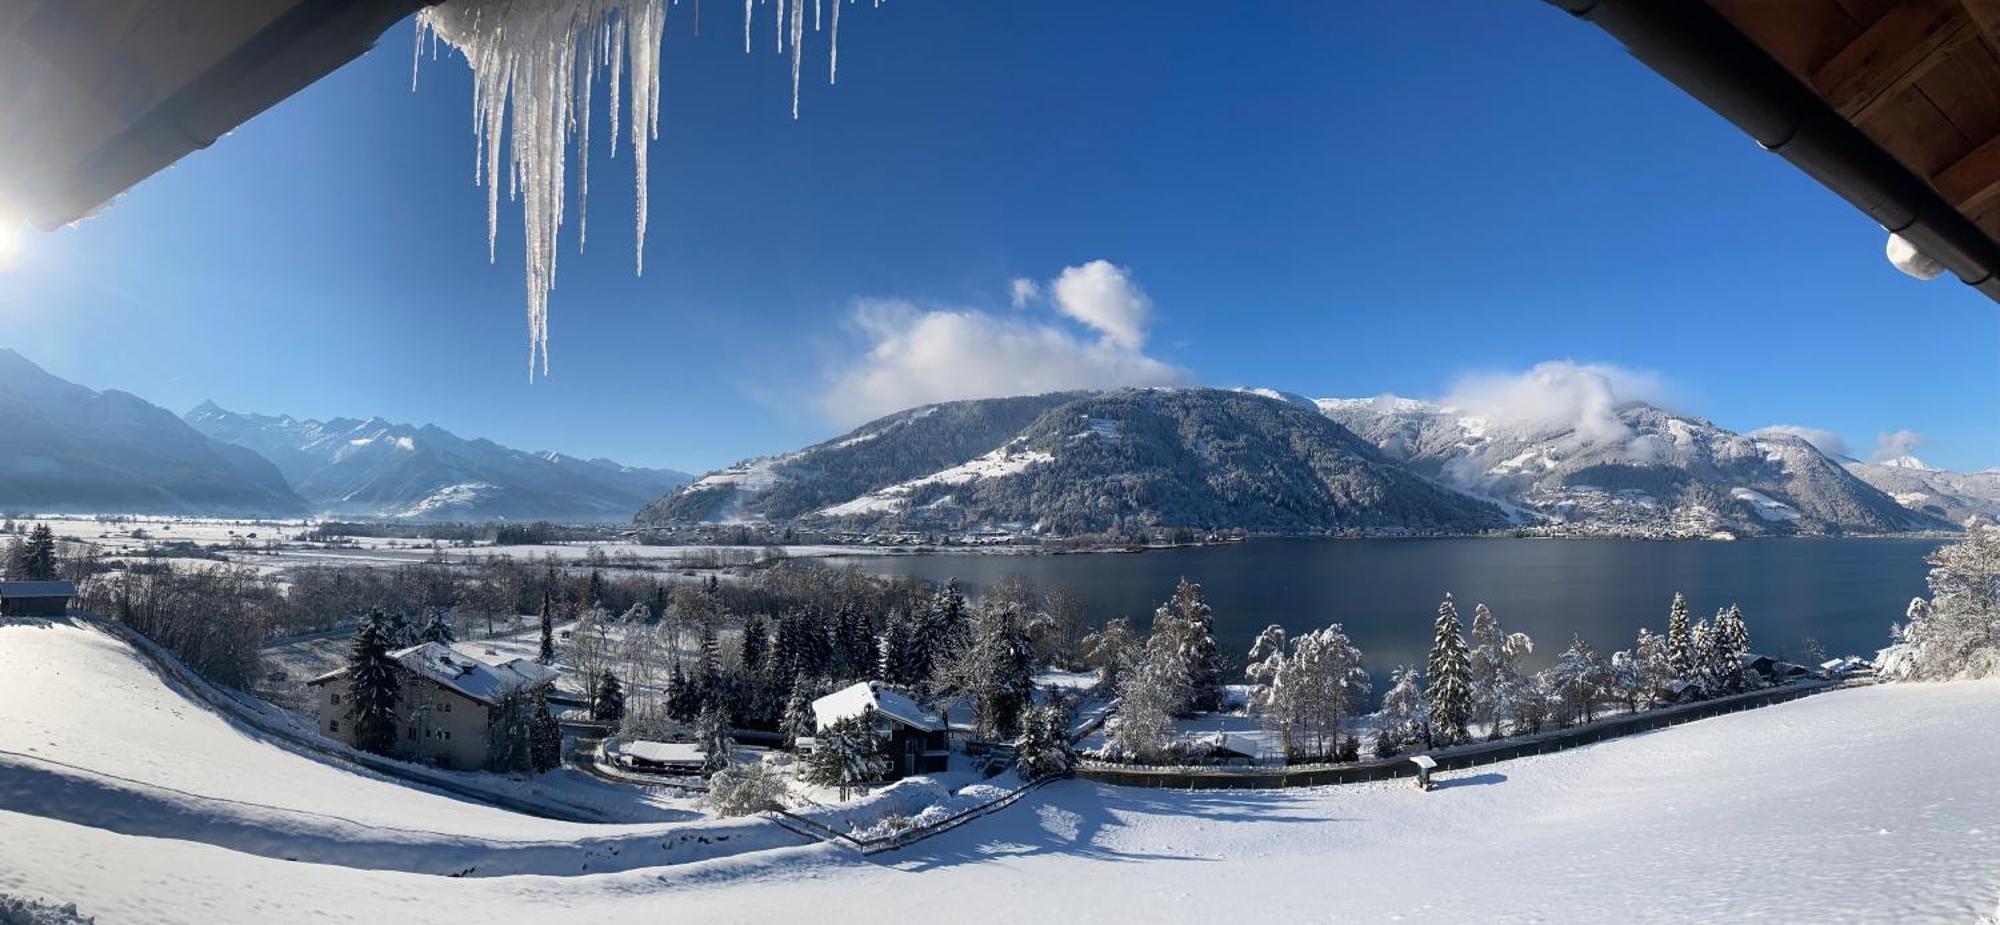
[[1711, 0, 2000, 256]]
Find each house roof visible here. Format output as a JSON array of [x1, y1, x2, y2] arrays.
[[0, 580, 75, 598], [620, 740, 706, 767], [811, 681, 944, 733], [309, 642, 559, 707]]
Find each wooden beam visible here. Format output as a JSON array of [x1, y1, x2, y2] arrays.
[[1812, 0, 1971, 120], [1934, 130, 2000, 212]]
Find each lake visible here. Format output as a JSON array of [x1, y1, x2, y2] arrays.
[[833, 537, 1944, 684]]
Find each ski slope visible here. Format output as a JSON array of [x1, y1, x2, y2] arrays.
[[4, 616, 1998, 922]]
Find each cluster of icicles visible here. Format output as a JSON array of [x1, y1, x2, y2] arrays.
[[415, 0, 874, 379]]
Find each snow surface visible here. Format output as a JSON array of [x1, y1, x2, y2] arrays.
[[816, 444, 1054, 518], [7, 611, 2000, 921], [810, 681, 943, 733]]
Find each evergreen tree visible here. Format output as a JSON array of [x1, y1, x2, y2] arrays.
[[913, 580, 970, 689], [1425, 593, 1473, 745], [1016, 697, 1077, 779], [945, 603, 1036, 739], [665, 661, 698, 723], [1546, 637, 1610, 725], [1665, 592, 1693, 679], [832, 608, 875, 682], [697, 701, 732, 775], [1080, 616, 1140, 694], [782, 673, 818, 749], [1104, 645, 1178, 762], [528, 689, 562, 773], [740, 613, 769, 675], [18, 524, 57, 580], [592, 672, 626, 724], [802, 709, 885, 800], [1712, 604, 1752, 693], [379, 609, 412, 648], [878, 612, 918, 685], [345, 610, 402, 755], [1690, 618, 1719, 694], [696, 619, 724, 705], [418, 607, 455, 646], [536, 591, 556, 666], [1150, 577, 1224, 714], [1374, 665, 1428, 756]]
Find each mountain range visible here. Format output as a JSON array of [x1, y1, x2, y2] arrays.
[[0, 348, 687, 521], [0, 349, 306, 516], [641, 387, 1967, 539], [183, 403, 691, 522]]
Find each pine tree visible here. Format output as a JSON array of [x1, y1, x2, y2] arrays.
[[878, 612, 917, 685], [346, 610, 402, 755], [592, 672, 626, 723], [783, 673, 818, 749], [528, 689, 562, 773], [740, 613, 769, 675], [1665, 592, 1693, 680], [1150, 577, 1224, 714], [832, 608, 874, 682], [19, 523, 57, 580], [1104, 646, 1177, 762], [665, 661, 698, 723], [418, 607, 455, 646], [1712, 604, 1751, 693], [913, 580, 970, 689], [1425, 593, 1473, 745], [697, 701, 732, 775], [696, 619, 724, 705], [1016, 697, 1077, 779], [1374, 665, 1428, 756], [802, 709, 884, 800], [1690, 618, 1719, 694], [379, 609, 412, 648], [536, 591, 556, 666]]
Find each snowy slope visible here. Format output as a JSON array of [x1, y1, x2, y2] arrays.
[[0, 619, 807, 878], [185, 401, 689, 522], [5, 614, 1998, 921]]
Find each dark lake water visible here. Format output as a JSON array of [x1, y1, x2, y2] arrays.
[[833, 537, 1943, 685]]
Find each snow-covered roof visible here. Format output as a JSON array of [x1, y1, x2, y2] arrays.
[[309, 642, 557, 706], [0, 580, 75, 598], [620, 740, 705, 766], [811, 681, 943, 733], [1409, 755, 1438, 770]]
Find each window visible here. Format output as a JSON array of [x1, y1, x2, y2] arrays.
[[439, 730, 451, 741], [329, 693, 341, 705], [438, 700, 451, 713], [408, 726, 418, 740], [328, 720, 340, 733]]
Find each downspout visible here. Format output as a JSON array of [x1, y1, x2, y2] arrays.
[[1547, 0, 2000, 301]]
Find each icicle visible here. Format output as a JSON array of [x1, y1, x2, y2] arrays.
[[413, 0, 869, 380], [830, 0, 840, 84]]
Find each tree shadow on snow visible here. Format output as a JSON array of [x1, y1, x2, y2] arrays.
[[880, 781, 1347, 874], [1434, 772, 1507, 790]]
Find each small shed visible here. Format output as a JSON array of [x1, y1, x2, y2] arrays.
[[0, 580, 75, 617], [1409, 754, 1438, 790], [616, 740, 707, 774], [810, 681, 949, 779]]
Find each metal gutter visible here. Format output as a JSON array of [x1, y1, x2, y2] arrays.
[[1547, 0, 2000, 301]]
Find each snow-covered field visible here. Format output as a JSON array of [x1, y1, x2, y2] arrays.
[[3, 617, 1997, 922]]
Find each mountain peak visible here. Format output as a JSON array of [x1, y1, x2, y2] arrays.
[[1879, 454, 1932, 471]]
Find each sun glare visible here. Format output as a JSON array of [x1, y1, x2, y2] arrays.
[[0, 218, 21, 269]]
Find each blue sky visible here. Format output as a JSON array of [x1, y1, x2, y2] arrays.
[[3, 0, 1996, 474]]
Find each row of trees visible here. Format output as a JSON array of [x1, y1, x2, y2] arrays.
[[1373, 592, 1760, 756], [1881, 529, 2000, 681], [1087, 578, 1227, 762]]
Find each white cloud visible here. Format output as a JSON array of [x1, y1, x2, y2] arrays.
[[821, 298, 1187, 424], [1443, 360, 1673, 446], [1050, 259, 1151, 350], [1872, 429, 1928, 462], [1750, 425, 1849, 458], [1008, 278, 1041, 310]]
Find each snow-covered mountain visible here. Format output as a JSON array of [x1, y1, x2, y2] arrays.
[[1842, 456, 2000, 527], [640, 388, 1509, 536], [1318, 395, 1948, 537], [185, 402, 690, 522], [0, 349, 306, 516]]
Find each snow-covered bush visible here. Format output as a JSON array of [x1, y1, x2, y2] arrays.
[[701, 760, 789, 817], [1881, 530, 2000, 681], [1016, 698, 1077, 779], [0, 894, 94, 925]]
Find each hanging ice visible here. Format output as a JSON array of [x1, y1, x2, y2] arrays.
[[415, 0, 859, 380]]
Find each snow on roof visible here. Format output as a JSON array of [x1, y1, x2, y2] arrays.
[[309, 642, 557, 706], [811, 681, 943, 733], [1409, 755, 1438, 770], [0, 580, 75, 598], [620, 740, 705, 766]]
